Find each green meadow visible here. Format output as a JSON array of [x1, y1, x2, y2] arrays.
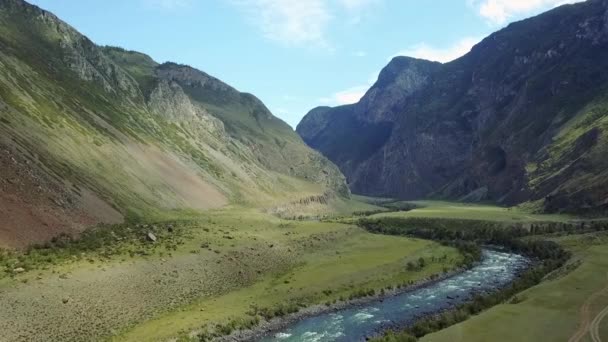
[[2, 199, 604, 342], [0, 205, 461, 342], [371, 200, 572, 223], [422, 232, 608, 342]]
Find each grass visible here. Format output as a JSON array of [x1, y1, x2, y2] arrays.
[[116, 226, 460, 342], [421, 232, 608, 342], [0, 218, 198, 279], [0, 207, 462, 342], [2, 199, 577, 342], [370, 200, 572, 223], [0, 196, 599, 342], [0, 184, 594, 342]]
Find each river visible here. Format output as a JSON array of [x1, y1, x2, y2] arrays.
[[259, 249, 530, 342]]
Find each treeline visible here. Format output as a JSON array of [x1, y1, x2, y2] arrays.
[[359, 217, 571, 272], [361, 216, 573, 342], [529, 220, 608, 235], [360, 217, 525, 244], [358, 217, 596, 260], [360, 217, 608, 242]]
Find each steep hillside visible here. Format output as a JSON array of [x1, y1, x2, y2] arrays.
[[298, 0, 608, 214], [0, 0, 347, 247]]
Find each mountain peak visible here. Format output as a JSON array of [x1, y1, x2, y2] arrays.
[[156, 62, 237, 96], [297, 0, 608, 213]]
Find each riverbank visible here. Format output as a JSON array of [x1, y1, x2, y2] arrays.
[[421, 232, 608, 342], [356, 213, 575, 341], [217, 266, 470, 342], [217, 250, 530, 342]]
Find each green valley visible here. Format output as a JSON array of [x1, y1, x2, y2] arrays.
[[1, 0, 608, 342]]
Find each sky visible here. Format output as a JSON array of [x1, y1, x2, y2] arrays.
[[28, 0, 584, 128]]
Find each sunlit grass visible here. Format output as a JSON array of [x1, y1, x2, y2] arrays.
[[422, 232, 608, 342], [371, 200, 572, 223]]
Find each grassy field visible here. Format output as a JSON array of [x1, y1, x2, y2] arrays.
[[370, 200, 572, 223], [2, 199, 598, 342], [364, 201, 608, 342], [117, 222, 459, 341], [421, 232, 608, 342], [0, 206, 462, 342]]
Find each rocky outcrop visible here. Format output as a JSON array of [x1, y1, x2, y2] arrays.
[[296, 106, 333, 143], [353, 57, 441, 123], [298, 0, 608, 213], [156, 63, 236, 97], [12, 1, 142, 98], [147, 79, 225, 135]]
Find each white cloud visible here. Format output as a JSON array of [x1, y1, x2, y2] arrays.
[[143, 0, 192, 10], [320, 85, 368, 105], [235, 0, 331, 47], [394, 36, 482, 63], [231, 0, 380, 47], [318, 36, 480, 108], [468, 0, 585, 25], [353, 50, 367, 57]]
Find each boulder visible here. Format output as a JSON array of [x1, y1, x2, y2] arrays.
[[147, 232, 157, 242]]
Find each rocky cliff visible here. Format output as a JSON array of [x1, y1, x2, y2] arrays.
[[298, 0, 608, 213]]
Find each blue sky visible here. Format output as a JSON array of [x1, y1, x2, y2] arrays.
[[29, 0, 583, 128]]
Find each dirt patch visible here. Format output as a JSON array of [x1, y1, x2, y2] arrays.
[[78, 188, 124, 224], [0, 145, 123, 248], [124, 143, 228, 210], [591, 300, 608, 342]]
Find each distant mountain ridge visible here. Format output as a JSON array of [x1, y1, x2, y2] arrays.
[[298, 0, 608, 213], [0, 0, 347, 247]]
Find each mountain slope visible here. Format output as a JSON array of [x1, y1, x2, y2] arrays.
[[0, 0, 347, 247], [298, 0, 608, 214]]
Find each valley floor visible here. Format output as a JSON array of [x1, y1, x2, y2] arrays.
[[0, 206, 461, 342], [1, 200, 606, 342], [363, 200, 608, 342]]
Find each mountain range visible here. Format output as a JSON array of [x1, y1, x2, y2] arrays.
[[298, 0, 608, 214], [0, 0, 347, 247]]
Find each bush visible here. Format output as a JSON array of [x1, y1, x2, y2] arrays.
[[0, 221, 190, 278]]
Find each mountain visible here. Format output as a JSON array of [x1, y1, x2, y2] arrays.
[[0, 0, 347, 247], [298, 0, 608, 214]]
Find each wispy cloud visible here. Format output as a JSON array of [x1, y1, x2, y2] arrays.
[[231, 0, 380, 48], [394, 36, 482, 63], [320, 85, 368, 105], [319, 69, 384, 106], [234, 0, 331, 47], [323, 36, 482, 107], [468, 0, 585, 25]]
